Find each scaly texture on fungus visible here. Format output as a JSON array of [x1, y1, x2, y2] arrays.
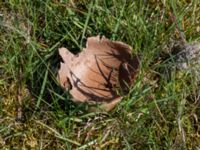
[[58, 36, 139, 111]]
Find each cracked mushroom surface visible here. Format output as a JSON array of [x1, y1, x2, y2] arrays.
[[58, 36, 139, 111]]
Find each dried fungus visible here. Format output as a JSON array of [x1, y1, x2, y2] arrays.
[[58, 36, 139, 111]]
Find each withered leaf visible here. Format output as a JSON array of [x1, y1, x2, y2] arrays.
[[58, 36, 139, 111]]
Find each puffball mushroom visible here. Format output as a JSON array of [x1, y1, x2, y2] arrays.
[[58, 36, 139, 111]]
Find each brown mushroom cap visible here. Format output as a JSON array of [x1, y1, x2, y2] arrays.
[[58, 36, 139, 111]]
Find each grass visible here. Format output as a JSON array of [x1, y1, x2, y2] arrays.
[[0, 0, 200, 149]]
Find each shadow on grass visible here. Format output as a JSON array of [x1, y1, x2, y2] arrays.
[[22, 50, 91, 123]]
